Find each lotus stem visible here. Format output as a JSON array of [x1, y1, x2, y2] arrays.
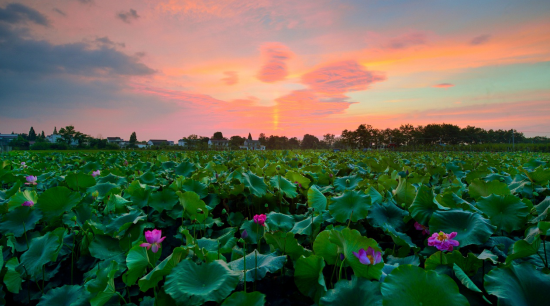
[[338, 258, 345, 281], [544, 236, 549, 269], [347, 210, 354, 228], [22, 222, 29, 250], [243, 241, 247, 292]]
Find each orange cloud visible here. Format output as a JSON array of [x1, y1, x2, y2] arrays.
[[433, 83, 454, 88], [257, 42, 292, 83], [221, 71, 238, 85], [301, 60, 386, 97]]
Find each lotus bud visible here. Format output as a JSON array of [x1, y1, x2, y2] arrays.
[[346, 179, 350, 184], [276, 165, 281, 171], [241, 230, 248, 239], [222, 208, 227, 214], [238, 238, 245, 244]]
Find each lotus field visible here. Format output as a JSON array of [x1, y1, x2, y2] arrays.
[[1, 150, 550, 306]]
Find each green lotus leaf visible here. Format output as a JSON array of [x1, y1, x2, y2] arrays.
[[384, 226, 417, 249], [409, 185, 446, 225], [264, 232, 307, 261], [88, 235, 124, 261], [125, 180, 152, 208], [334, 175, 362, 192], [367, 186, 384, 205], [139, 247, 188, 292], [367, 201, 408, 231], [329, 228, 384, 280], [19, 231, 61, 278], [37, 285, 91, 306], [468, 178, 511, 199], [329, 190, 371, 223], [285, 170, 311, 189], [181, 179, 208, 198], [87, 183, 120, 200], [178, 191, 209, 222], [123, 245, 162, 286], [239, 219, 265, 244], [3, 257, 22, 294], [313, 230, 339, 265], [392, 178, 416, 207], [429, 209, 496, 247], [228, 250, 287, 281], [266, 212, 295, 232], [381, 265, 468, 306], [425, 251, 482, 276], [485, 263, 550, 306], [88, 261, 119, 306], [320, 275, 382, 306], [175, 161, 196, 177], [270, 175, 298, 198], [522, 165, 550, 185], [290, 213, 323, 236], [36, 186, 81, 221], [453, 263, 482, 293], [476, 194, 529, 233], [435, 191, 478, 212], [104, 208, 146, 236], [105, 194, 131, 214], [138, 171, 157, 185], [0, 206, 42, 237], [149, 188, 179, 213], [96, 173, 127, 187], [7, 189, 38, 211], [294, 255, 327, 304], [221, 291, 266, 306], [505, 237, 541, 265], [165, 259, 239, 306], [307, 185, 328, 213], [65, 173, 97, 190], [241, 172, 268, 197]]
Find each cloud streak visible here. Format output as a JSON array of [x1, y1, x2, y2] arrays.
[[470, 34, 491, 45], [0, 3, 49, 26], [221, 71, 238, 85], [117, 9, 139, 24], [257, 42, 292, 83], [433, 83, 454, 88]]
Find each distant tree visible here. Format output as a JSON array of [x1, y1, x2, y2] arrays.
[[230, 135, 245, 148], [28, 127, 37, 141], [248, 133, 252, 140], [129, 132, 137, 145], [53, 127, 58, 134], [301, 134, 320, 149], [322, 134, 336, 147], [58, 125, 77, 145], [288, 137, 300, 149], [212, 132, 224, 140], [259, 133, 266, 144], [10, 135, 29, 149], [40, 131, 45, 139]]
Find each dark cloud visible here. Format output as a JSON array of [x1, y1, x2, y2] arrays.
[[470, 34, 491, 46], [257, 42, 292, 83], [221, 71, 238, 85], [95, 36, 125, 48], [77, 0, 93, 4], [0, 3, 49, 26], [53, 8, 66, 17], [384, 32, 426, 49], [117, 9, 139, 24]]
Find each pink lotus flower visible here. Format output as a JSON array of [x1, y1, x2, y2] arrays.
[[22, 201, 34, 207], [25, 176, 37, 185], [352, 247, 382, 265], [92, 170, 100, 177], [21, 162, 27, 168], [140, 229, 166, 253], [253, 214, 267, 227], [414, 222, 430, 235], [428, 231, 459, 252]]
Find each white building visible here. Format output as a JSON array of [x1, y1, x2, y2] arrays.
[[208, 139, 229, 148], [178, 139, 187, 147], [240, 139, 265, 151]]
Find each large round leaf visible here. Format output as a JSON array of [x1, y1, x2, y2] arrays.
[[266, 212, 295, 232], [242, 172, 267, 197], [381, 265, 468, 306], [270, 175, 298, 198], [367, 201, 408, 231], [175, 161, 196, 177], [409, 185, 439, 225], [334, 175, 362, 192], [313, 230, 338, 265], [308, 185, 328, 212], [19, 232, 61, 278], [485, 263, 550, 306], [37, 285, 90, 306], [240, 220, 265, 244], [0, 206, 42, 237], [476, 194, 529, 233], [320, 276, 382, 306], [468, 178, 510, 199], [264, 232, 307, 261], [328, 228, 384, 280], [227, 250, 286, 281], [221, 291, 266, 306], [178, 191, 209, 222], [149, 189, 179, 213], [165, 259, 239, 306], [7, 189, 38, 211], [329, 190, 371, 223], [392, 178, 416, 207], [429, 209, 496, 247], [36, 186, 81, 221], [294, 255, 327, 304], [65, 173, 96, 190]]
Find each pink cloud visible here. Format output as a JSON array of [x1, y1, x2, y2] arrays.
[[301, 60, 386, 97], [433, 83, 454, 88], [221, 71, 238, 85], [257, 42, 292, 83]]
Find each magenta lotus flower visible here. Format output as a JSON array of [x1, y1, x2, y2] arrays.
[[92, 170, 100, 177], [352, 247, 382, 265], [428, 231, 459, 252], [21, 162, 27, 168], [140, 229, 166, 253], [253, 214, 267, 227], [414, 222, 430, 235], [22, 201, 34, 207], [25, 176, 37, 185]]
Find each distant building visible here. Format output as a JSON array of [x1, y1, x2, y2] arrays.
[[46, 134, 62, 143], [136, 144, 148, 148], [147, 139, 169, 146], [208, 139, 229, 148], [167, 141, 174, 146], [107, 137, 123, 144], [178, 139, 187, 147], [0, 134, 17, 152], [240, 139, 265, 151]]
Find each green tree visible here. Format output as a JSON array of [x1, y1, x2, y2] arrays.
[[58, 126, 77, 145], [53, 126, 57, 134], [40, 131, 45, 139], [229, 135, 245, 148], [130, 132, 137, 145], [301, 134, 320, 149], [248, 133, 252, 140], [212, 132, 224, 140], [28, 127, 37, 141]]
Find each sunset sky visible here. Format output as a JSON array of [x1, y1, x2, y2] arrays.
[[1, 0, 549, 141]]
